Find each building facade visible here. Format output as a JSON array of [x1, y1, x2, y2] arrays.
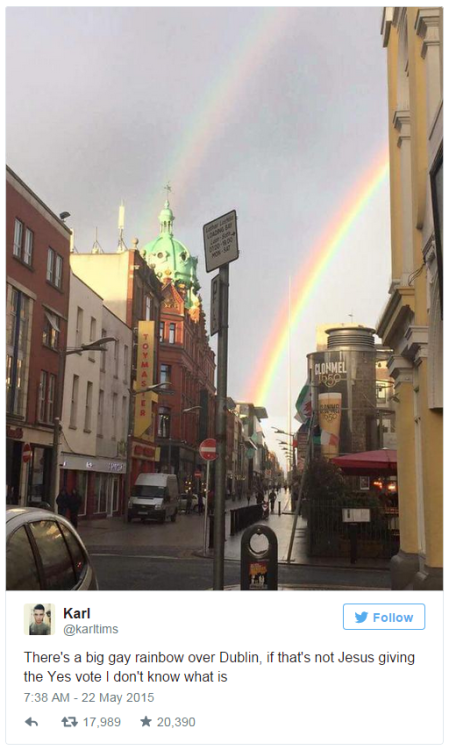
[[6, 167, 71, 506], [70, 244, 163, 485], [378, 7, 443, 590], [142, 199, 215, 492], [59, 272, 132, 518]]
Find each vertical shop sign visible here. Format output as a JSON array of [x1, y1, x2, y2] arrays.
[[134, 321, 155, 439]]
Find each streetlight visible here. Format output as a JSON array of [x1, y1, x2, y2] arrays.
[[50, 337, 117, 509], [123, 381, 171, 521]]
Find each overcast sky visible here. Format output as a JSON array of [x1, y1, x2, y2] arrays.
[[6, 7, 391, 468]]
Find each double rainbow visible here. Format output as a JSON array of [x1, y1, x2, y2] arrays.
[[249, 149, 389, 406]]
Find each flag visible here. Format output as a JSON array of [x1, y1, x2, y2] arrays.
[[294, 383, 312, 423], [320, 430, 339, 447]]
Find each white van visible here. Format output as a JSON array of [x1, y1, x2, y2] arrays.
[[127, 474, 178, 523]]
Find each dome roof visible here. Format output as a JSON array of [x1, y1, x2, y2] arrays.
[[142, 199, 200, 306]]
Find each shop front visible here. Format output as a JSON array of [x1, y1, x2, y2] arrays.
[[60, 454, 126, 519], [6, 425, 53, 507]]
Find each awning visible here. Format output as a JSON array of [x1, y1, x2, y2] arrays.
[[331, 449, 397, 476]]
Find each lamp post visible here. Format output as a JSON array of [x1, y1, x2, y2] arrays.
[[50, 336, 116, 510], [123, 381, 170, 522]]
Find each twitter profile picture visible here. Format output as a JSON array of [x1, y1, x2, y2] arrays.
[[355, 611, 368, 624], [25, 603, 55, 635]]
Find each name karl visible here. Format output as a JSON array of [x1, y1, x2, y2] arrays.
[[64, 608, 91, 619]]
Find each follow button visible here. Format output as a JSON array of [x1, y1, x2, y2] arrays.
[[343, 603, 425, 630]]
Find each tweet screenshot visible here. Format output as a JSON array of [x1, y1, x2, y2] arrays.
[[4, 4, 444, 749]]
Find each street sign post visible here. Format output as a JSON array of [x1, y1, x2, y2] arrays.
[[199, 438, 217, 461], [22, 444, 32, 463], [199, 439, 217, 555], [210, 275, 220, 336], [203, 210, 239, 273], [203, 210, 239, 589]]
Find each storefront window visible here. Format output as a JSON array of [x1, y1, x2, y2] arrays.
[[94, 474, 107, 513]]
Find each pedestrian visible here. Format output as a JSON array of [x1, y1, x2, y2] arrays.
[[284, 483, 288, 493], [256, 487, 264, 505], [208, 489, 215, 515], [269, 488, 276, 513], [247, 491, 251, 505], [56, 487, 69, 517], [67, 487, 82, 528], [186, 490, 193, 515]]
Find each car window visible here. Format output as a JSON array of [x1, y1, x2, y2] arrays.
[[29, 521, 76, 590], [6, 526, 41, 590], [59, 523, 87, 584]]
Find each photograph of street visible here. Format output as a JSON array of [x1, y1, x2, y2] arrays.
[[6, 7, 443, 592]]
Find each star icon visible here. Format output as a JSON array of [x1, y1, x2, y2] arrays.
[[140, 716, 152, 727]]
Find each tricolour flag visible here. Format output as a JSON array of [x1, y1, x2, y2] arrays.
[[320, 430, 339, 447], [294, 383, 312, 423]]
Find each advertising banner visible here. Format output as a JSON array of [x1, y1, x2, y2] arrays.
[[134, 321, 155, 439], [309, 350, 349, 457]]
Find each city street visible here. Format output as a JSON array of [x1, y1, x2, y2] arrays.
[[78, 491, 390, 590]]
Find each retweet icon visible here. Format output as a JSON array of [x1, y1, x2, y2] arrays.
[[355, 612, 368, 624]]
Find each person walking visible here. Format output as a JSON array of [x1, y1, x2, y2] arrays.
[[56, 487, 69, 518], [269, 488, 276, 513], [67, 487, 82, 528], [197, 490, 204, 515]]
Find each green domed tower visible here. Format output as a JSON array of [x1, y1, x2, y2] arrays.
[[142, 200, 200, 310]]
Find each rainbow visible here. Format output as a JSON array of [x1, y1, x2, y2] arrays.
[[146, 8, 292, 221], [249, 149, 390, 406]]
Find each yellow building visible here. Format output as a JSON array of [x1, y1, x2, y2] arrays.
[[378, 8, 443, 589]]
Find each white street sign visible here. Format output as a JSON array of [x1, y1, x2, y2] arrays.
[[210, 274, 220, 336], [342, 508, 371, 523], [203, 210, 239, 273]]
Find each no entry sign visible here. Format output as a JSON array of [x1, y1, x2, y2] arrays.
[[22, 443, 32, 463], [199, 438, 217, 462]]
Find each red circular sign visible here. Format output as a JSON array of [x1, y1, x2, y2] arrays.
[[22, 443, 32, 463], [199, 438, 217, 461]]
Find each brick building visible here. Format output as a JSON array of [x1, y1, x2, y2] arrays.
[[142, 199, 216, 492], [6, 166, 71, 505]]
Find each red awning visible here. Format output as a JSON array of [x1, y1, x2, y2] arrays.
[[331, 449, 397, 476]]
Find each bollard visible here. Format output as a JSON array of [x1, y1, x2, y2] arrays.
[[349, 522, 358, 564], [278, 500, 281, 517], [240, 523, 278, 590], [208, 514, 214, 549]]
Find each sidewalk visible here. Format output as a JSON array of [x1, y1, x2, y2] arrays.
[[78, 490, 389, 572]]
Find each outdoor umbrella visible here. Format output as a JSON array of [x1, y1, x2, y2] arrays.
[[331, 449, 397, 476]]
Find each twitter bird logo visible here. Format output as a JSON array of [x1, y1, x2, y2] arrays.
[[355, 612, 368, 624]]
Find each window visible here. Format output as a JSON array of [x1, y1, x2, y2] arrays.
[[94, 475, 107, 514], [29, 521, 76, 590], [38, 371, 47, 422], [123, 344, 129, 383], [88, 317, 96, 361], [169, 323, 176, 344], [160, 364, 171, 389], [159, 321, 164, 342], [158, 406, 171, 438], [100, 329, 107, 371], [12, 220, 33, 267], [97, 389, 104, 436], [6, 286, 31, 417], [145, 295, 152, 321], [13, 219, 23, 257], [42, 310, 60, 349], [114, 341, 119, 377], [112, 393, 118, 438], [47, 374, 56, 423], [70, 375, 79, 428], [84, 381, 93, 431], [46, 248, 63, 288], [75, 307, 83, 348], [122, 396, 127, 441], [6, 527, 40, 590]]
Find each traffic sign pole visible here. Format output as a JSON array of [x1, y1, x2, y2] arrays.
[[213, 263, 229, 590], [203, 460, 210, 555]]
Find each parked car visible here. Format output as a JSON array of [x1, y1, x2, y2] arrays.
[[178, 493, 199, 513], [127, 473, 178, 523], [6, 506, 98, 590]]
